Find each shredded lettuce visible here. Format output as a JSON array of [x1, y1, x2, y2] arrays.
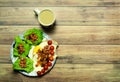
[[13, 57, 34, 73], [13, 36, 31, 57], [24, 28, 43, 45]]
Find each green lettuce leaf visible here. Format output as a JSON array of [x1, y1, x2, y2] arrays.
[[24, 28, 43, 45], [13, 57, 34, 73], [13, 36, 31, 57]]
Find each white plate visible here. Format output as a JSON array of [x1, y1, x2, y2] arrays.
[[10, 32, 57, 76]]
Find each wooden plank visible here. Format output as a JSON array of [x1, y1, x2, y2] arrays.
[[0, 7, 120, 26], [0, 64, 22, 82], [1, 45, 120, 64], [0, 26, 120, 45], [0, 64, 120, 82], [0, 0, 120, 7]]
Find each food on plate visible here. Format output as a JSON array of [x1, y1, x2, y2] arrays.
[[11, 28, 58, 76], [13, 57, 34, 73], [24, 28, 43, 45], [13, 36, 31, 57], [28, 40, 58, 76]]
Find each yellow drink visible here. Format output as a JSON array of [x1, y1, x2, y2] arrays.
[[38, 10, 55, 26]]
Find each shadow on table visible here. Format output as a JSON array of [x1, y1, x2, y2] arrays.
[[40, 21, 57, 34]]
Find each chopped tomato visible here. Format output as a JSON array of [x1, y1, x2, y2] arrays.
[[49, 56, 54, 61], [44, 65, 48, 70], [37, 71, 42, 76], [47, 62, 52, 66], [48, 40, 52, 45], [50, 46, 54, 50], [50, 50, 54, 55], [41, 69, 45, 74]]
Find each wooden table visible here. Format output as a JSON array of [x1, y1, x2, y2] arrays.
[[0, 0, 120, 82]]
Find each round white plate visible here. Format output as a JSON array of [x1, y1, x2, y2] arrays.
[[10, 32, 57, 76]]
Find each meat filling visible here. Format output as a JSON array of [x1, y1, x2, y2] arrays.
[[36, 45, 50, 67], [17, 44, 25, 54], [26, 32, 38, 43], [19, 58, 26, 68]]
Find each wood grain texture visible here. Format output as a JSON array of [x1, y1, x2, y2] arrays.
[[0, 0, 120, 7], [0, 0, 120, 81], [1, 44, 120, 64], [0, 64, 120, 82], [0, 26, 120, 45], [0, 7, 119, 26]]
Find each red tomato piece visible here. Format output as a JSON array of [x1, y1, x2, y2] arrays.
[[37, 71, 42, 76], [50, 46, 54, 50], [48, 40, 52, 45], [50, 50, 54, 55], [41, 69, 45, 74], [49, 56, 54, 61], [47, 62, 52, 66], [44, 65, 48, 70]]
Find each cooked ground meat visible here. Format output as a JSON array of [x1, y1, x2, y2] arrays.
[[17, 44, 25, 54], [19, 58, 26, 68], [26, 32, 38, 43], [36, 45, 50, 67]]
